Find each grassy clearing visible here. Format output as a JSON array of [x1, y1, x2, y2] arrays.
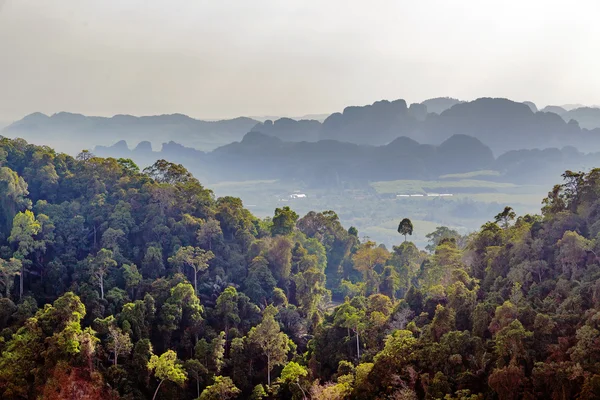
[[451, 192, 543, 207], [439, 170, 501, 179], [371, 179, 517, 194]]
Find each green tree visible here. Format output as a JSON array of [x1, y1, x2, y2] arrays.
[[168, 246, 214, 294], [271, 206, 299, 236], [352, 241, 390, 294], [200, 376, 241, 400], [143, 159, 194, 185], [90, 249, 117, 300], [279, 361, 309, 399], [158, 282, 203, 348], [0, 167, 31, 235], [148, 349, 187, 400], [197, 218, 223, 251], [248, 305, 291, 386], [334, 302, 366, 360], [8, 210, 42, 299], [397, 218, 414, 242], [122, 263, 142, 298], [195, 332, 226, 376], [494, 320, 533, 367], [494, 206, 516, 229], [556, 230, 591, 280], [425, 226, 462, 253], [185, 358, 207, 399], [215, 287, 241, 339]]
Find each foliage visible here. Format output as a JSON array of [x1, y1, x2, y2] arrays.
[[2, 138, 600, 399]]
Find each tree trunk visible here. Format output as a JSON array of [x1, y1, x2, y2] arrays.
[[356, 327, 360, 360], [296, 382, 307, 400], [193, 270, 198, 295], [5, 278, 9, 298], [19, 264, 23, 299], [267, 354, 271, 386], [152, 379, 164, 400], [100, 273, 104, 300], [114, 352, 118, 366], [197, 378, 200, 399]]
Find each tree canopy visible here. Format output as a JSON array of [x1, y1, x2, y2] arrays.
[[1, 138, 600, 399]]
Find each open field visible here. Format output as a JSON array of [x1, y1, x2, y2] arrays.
[[371, 179, 517, 194], [438, 170, 502, 179], [208, 176, 550, 249]]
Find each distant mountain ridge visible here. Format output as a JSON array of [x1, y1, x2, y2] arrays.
[[252, 97, 600, 154], [95, 133, 494, 186], [5, 97, 600, 156], [2, 112, 259, 154], [95, 131, 600, 188]]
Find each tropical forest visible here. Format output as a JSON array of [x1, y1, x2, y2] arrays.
[[2, 136, 600, 399]]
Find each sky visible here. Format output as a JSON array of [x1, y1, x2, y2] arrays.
[[1, 0, 600, 122]]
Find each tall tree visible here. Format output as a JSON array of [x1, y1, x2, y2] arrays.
[[494, 206, 516, 229], [90, 249, 117, 300], [352, 241, 390, 294], [334, 302, 366, 360], [397, 218, 414, 242], [248, 305, 291, 386], [425, 226, 462, 253], [197, 218, 223, 251], [0, 167, 31, 235], [106, 325, 133, 366], [168, 246, 214, 294], [8, 210, 42, 299], [184, 359, 207, 399], [271, 206, 299, 236], [0, 257, 22, 299], [122, 264, 142, 298], [147, 349, 187, 400], [215, 287, 241, 340]]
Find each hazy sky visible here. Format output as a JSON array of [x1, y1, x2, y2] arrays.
[[1, 0, 600, 122]]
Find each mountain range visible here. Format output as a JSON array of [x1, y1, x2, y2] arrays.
[[1, 112, 259, 154], [94, 131, 600, 187], [252, 98, 600, 154], [5, 97, 600, 156]]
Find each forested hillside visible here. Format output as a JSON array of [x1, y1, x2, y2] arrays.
[[2, 137, 600, 399]]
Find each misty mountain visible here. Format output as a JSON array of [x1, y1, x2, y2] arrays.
[[560, 107, 600, 130], [8, 97, 600, 157], [251, 97, 600, 154], [420, 98, 593, 153], [420, 97, 464, 114], [95, 132, 494, 185], [2, 112, 259, 154], [95, 131, 600, 188], [522, 101, 538, 112], [540, 105, 567, 115]]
